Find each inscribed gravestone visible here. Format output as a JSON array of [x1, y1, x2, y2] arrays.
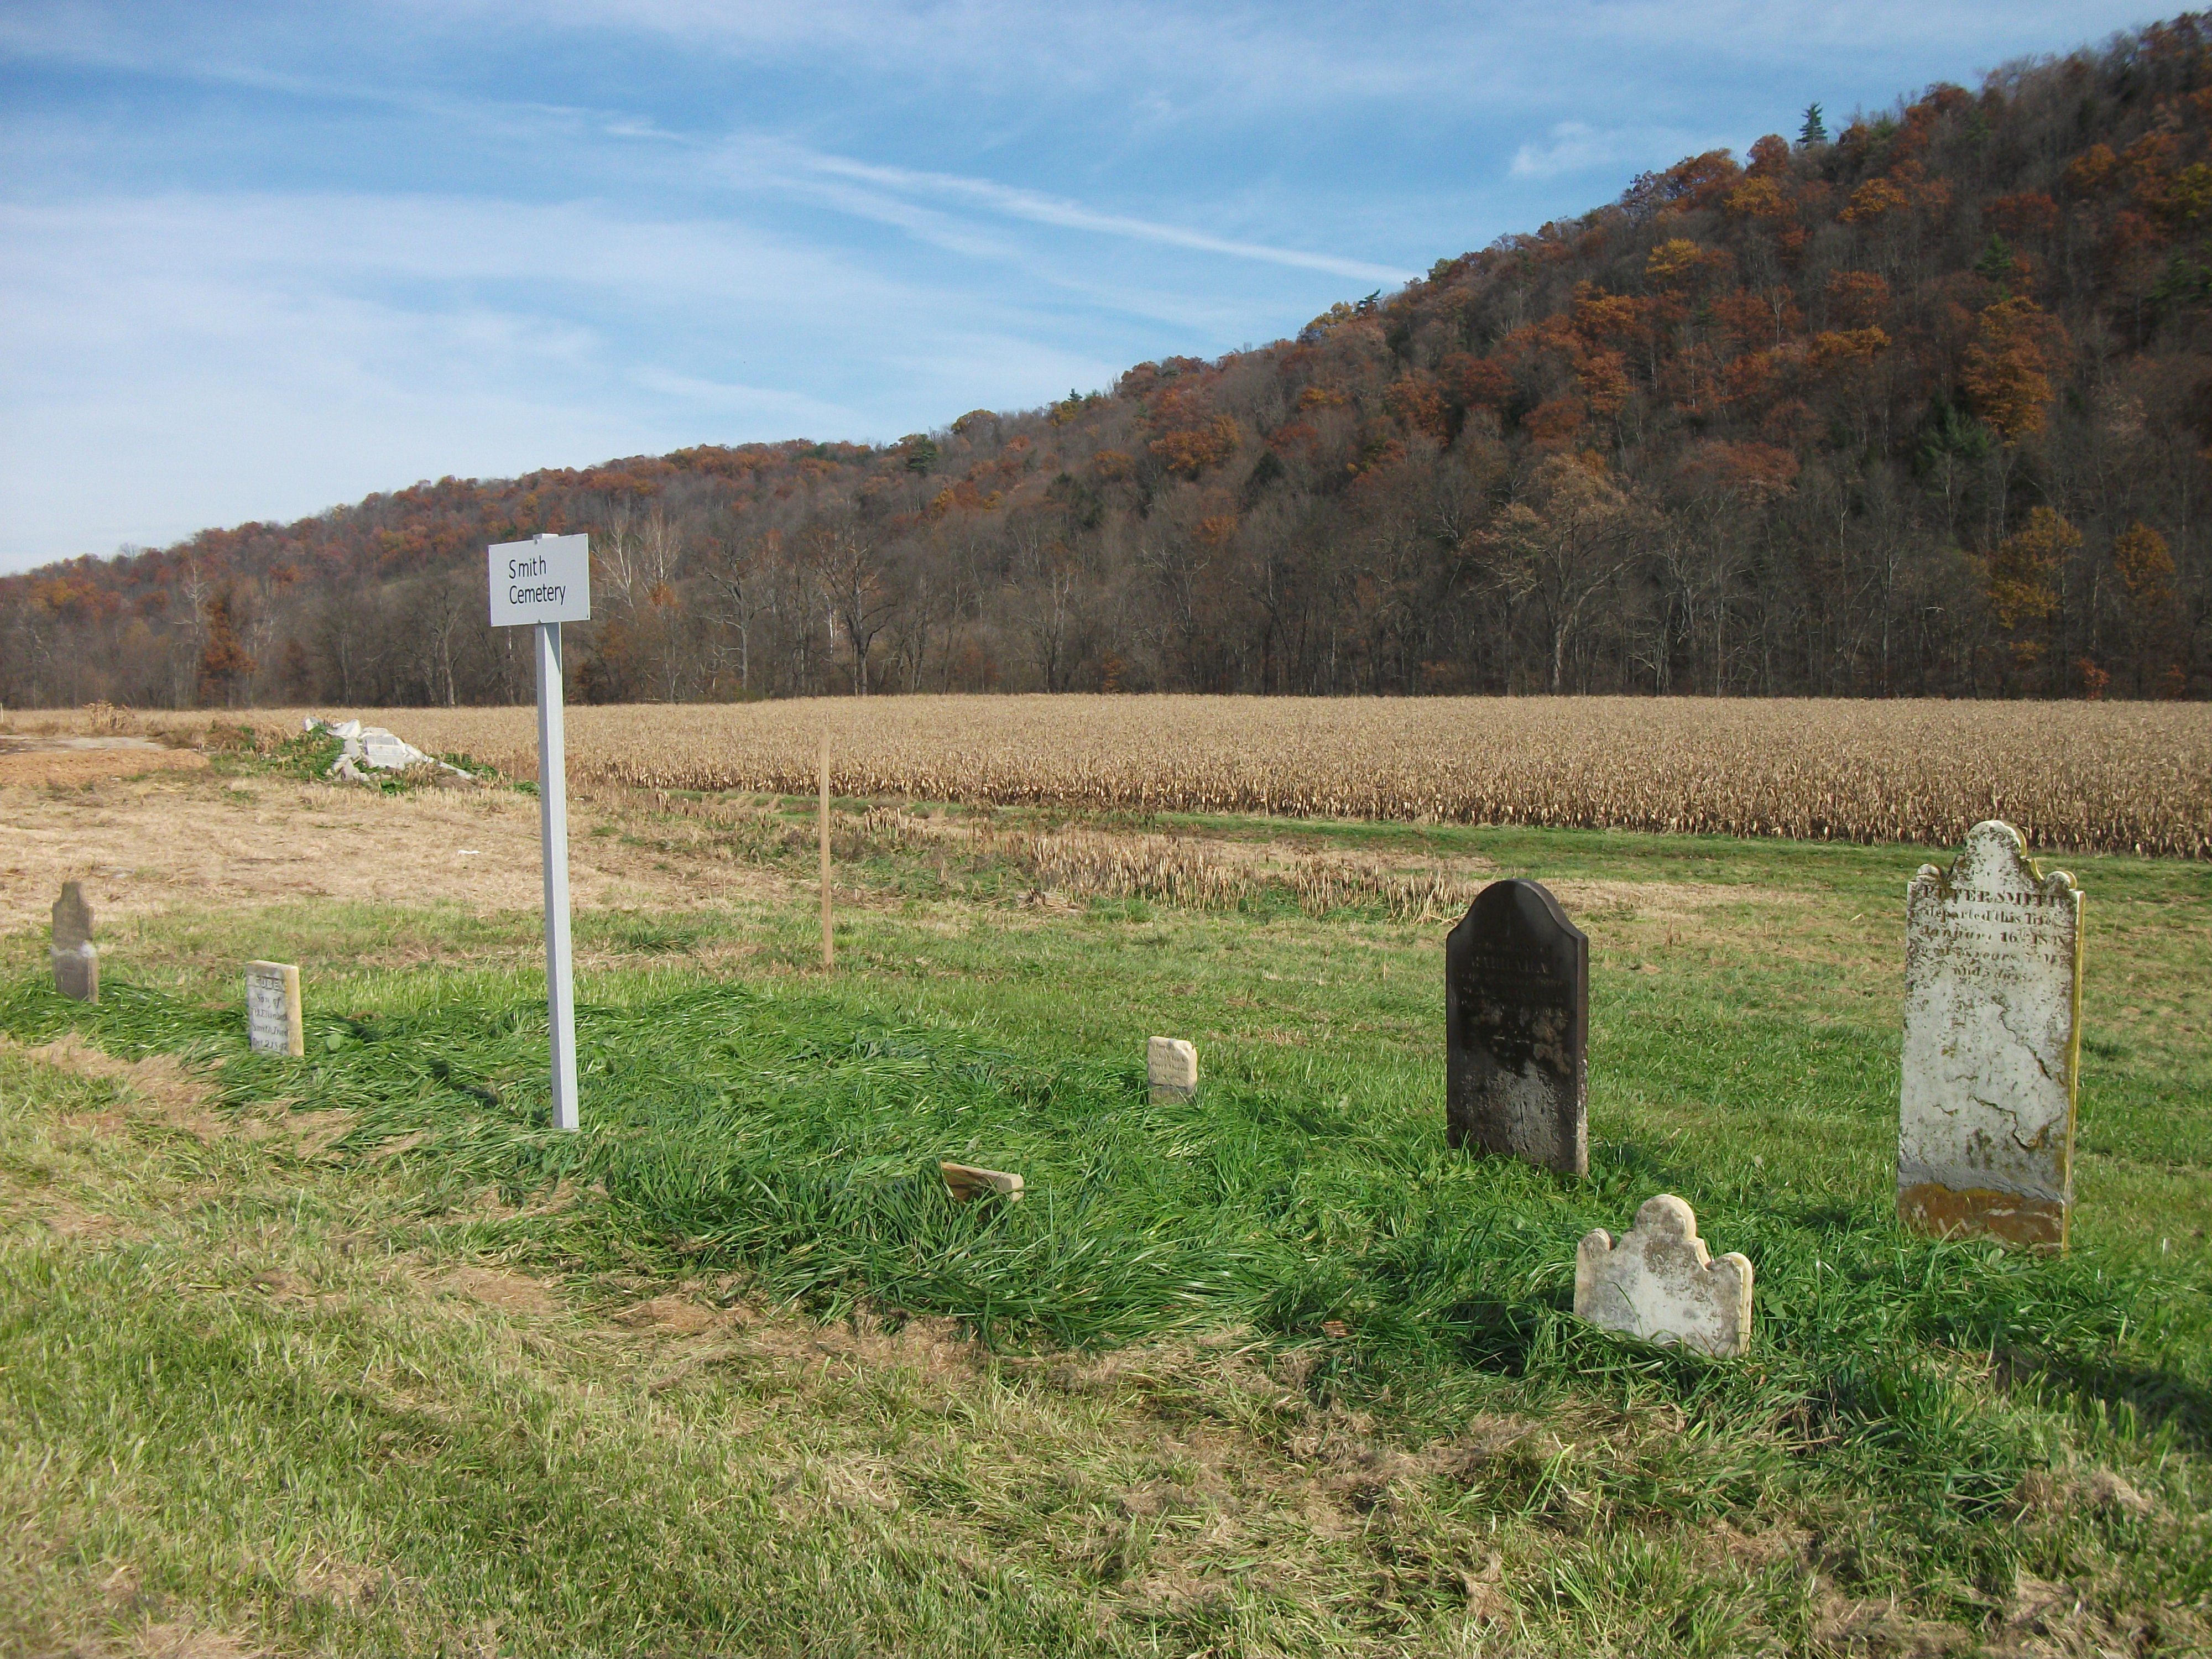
[[51, 881, 97, 1003], [1446, 879, 1588, 1176], [1899, 820, 2083, 1249], [1147, 1037, 1198, 1103], [245, 960, 304, 1057], [1575, 1194, 1752, 1357]]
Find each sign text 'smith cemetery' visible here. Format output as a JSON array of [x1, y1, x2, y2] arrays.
[[1446, 879, 1588, 1177], [1899, 820, 2083, 1249], [245, 961, 304, 1057], [51, 881, 97, 1003], [488, 532, 591, 1131]]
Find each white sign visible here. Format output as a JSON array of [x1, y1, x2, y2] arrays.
[[488, 533, 592, 627], [487, 531, 586, 1132]]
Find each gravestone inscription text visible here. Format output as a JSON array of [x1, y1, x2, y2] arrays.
[[1900, 820, 2082, 1249], [1446, 879, 1588, 1177], [245, 960, 304, 1057]]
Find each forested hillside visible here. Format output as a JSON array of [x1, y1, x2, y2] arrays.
[[7, 16, 2211, 707]]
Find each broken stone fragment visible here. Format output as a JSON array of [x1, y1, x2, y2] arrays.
[[940, 1162, 1024, 1202]]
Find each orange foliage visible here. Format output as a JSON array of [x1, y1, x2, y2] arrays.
[[1575, 350, 1631, 419], [1439, 354, 1512, 407], [1383, 374, 1451, 440], [1806, 327, 1892, 372], [1149, 416, 1241, 478], [1724, 176, 1791, 221], [1985, 192, 2060, 239], [1678, 439, 1801, 501], [1523, 397, 1588, 451], [2063, 144, 2119, 196], [2112, 521, 2177, 601], [1840, 176, 1910, 223], [1986, 507, 2079, 628], [1825, 270, 1891, 327], [1645, 238, 1708, 286], [1960, 297, 2063, 439]]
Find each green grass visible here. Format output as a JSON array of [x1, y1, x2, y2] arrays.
[[3, 791, 2208, 1656]]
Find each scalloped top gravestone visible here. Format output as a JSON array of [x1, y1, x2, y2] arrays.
[[245, 960, 304, 1057], [1575, 1194, 1752, 1357], [51, 881, 97, 1003], [1899, 820, 2083, 1249], [1446, 879, 1588, 1177]]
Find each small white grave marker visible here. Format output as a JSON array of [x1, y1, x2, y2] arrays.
[[1147, 1037, 1198, 1102], [488, 532, 591, 1132], [1899, 820, 2082, 1249], [1575, 1194, 1752, 1358], [51, 881, 98, 1003], [244, 960, 304, 1057]]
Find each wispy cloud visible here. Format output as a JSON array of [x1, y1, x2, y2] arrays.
[[1509, 121, 1716, 182], [796, 153, 1416, 285], [0, 0, 2166, 568]]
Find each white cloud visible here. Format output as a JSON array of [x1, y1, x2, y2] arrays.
[[0, 191, 1131, 566], [1509, 121, 1716, 182], [796, 152, 1417, 285]]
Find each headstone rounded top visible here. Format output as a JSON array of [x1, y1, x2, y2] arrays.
[[1457, 877, 1587, 942], [1919, 818, 2076, 902], [51, 880, 94, 948], [1632, 1193, 1696, 1240]]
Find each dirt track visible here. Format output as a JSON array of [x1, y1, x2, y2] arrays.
[[0, 768, 790, 937]]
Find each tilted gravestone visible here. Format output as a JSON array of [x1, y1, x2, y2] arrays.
[[1446, 879, 1588, 1176], [1899, 820, 2083, 1249], [1147, 1036, 1198, 1103], [51, 881, 98, 1003], [245, 960, 304, 1057], [940, 1161, 1024, 1203], [1575, 1194, 1752, 1357]]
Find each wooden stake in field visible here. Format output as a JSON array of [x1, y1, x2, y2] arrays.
[[820, 728, 834, 970]]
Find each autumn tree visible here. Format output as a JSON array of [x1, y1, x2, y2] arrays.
[[1486, 455, 1642, 692], [1960, 297, 2063, 440], [196, 587, 257, 707]]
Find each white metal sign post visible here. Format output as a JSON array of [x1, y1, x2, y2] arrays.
[[489, 533, 592, 1131]]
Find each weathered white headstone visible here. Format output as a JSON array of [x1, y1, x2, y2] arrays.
[[1147, 1036, 1199, 1103], [245, 960, 304, 1057], [1899, 820, 2082, 1249], [50, 881, 98, 1003], [1575, 1194, 1752, 1357]]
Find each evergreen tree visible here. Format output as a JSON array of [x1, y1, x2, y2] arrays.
[[1798, 102, 1827, 147]]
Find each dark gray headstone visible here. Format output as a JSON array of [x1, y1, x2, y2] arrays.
[[51, 880, 98, 1004], [1446, 879, 1587, 1176]]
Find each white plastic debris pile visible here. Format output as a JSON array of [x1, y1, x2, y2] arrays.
[[306, 718, 474, 786]]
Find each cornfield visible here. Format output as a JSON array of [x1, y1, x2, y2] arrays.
[[34, 696, 2212, 858]]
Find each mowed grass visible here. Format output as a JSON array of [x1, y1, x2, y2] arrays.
[[1, 787, 2208, 1656]]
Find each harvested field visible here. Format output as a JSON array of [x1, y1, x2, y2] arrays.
[[11, 696, 2212, 856]]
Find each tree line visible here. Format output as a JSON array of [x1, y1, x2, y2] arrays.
[[4, 14, 2209, 708]]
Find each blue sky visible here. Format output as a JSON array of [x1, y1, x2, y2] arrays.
[[0, 1, 2162, 573]]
